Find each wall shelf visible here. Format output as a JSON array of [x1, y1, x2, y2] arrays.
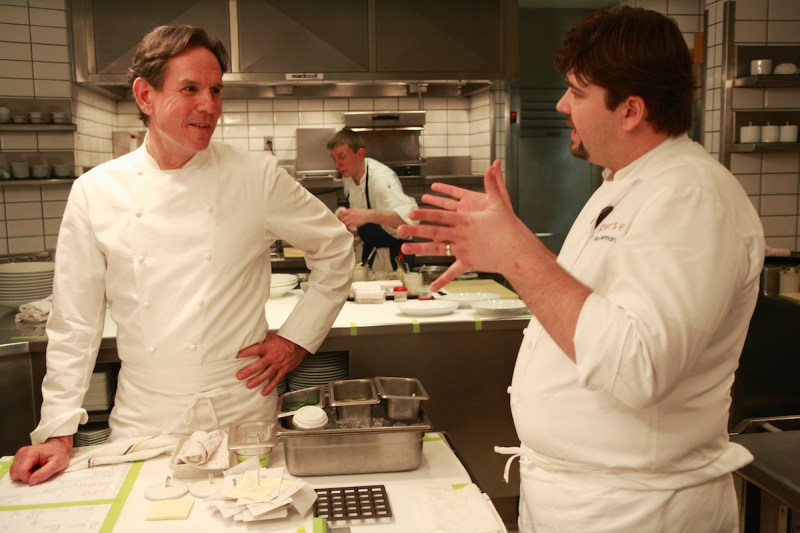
[[0, 123, 77, 133], [0, 178, 75, 187], [731, 142, 800, 153], [734, 74, 800, 88]]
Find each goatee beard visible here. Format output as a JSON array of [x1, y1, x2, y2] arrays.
[[570, 140, 588, 160]]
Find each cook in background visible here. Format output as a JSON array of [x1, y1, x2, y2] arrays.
[[328, 128, 418, 271], [11, 24, 354, 486], [398, 7, 764, 532]]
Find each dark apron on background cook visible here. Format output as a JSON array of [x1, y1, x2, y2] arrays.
[[351, 167, 414, 270]]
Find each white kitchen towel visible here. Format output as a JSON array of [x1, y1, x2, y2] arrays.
[[175, 429, 229, 469], [15, 295, 53, 323], [67, 434, 179, 472], [416, 483, 504, 533]]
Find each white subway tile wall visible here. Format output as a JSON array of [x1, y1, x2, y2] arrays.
[[726, 0, 800, 250], [1, 0, 799, 253]]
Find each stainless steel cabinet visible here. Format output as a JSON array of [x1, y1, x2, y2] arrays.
[[0, 345, 37, 456]]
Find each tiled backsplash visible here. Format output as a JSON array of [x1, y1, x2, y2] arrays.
[[2, 0, 800, 255]]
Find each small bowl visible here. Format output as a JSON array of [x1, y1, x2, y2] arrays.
[[53, 164, 71, 177], [774, 63, 799, 75], [11, 115, 27, 124], [32, 164, 50, 178], [10, 162, 30, 178]]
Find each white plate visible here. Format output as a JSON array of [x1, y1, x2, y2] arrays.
[[472, 299, 529, 317], [396, 300, 459, 316], [440, 292, 500, 308]]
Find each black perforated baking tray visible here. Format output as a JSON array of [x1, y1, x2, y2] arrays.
[[314, 485, 392, 520]]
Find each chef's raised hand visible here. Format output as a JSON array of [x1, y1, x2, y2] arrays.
[[10, 434, 73, 486], [236, 331, 308, 395], [398, 160, 530, 291]]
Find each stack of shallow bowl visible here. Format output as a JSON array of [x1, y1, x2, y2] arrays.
[[269, 273, 298, 299], [0, 261, 55, 308]]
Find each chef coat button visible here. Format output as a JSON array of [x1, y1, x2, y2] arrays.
[[197, 299, 204, 307], [206, 206, 213, 214], [135, 210, 142, 218], [190, 344, 197, 351], [137, 171, 143, 176], [147, 346, 156, 354], [204, 252, 212, 260], [143, 301, 151, 309], [137, 255, 145, 263]]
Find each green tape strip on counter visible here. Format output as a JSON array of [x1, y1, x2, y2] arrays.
[[412, 320, 420, 333], [474, 316, 483, 331], [0, 459, 11, 481], [350, 322, 357, 336], [98, 460, 144, 533]]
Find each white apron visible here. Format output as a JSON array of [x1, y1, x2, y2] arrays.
[[108, 355, 277, 441], [495, 444, 739, 533]]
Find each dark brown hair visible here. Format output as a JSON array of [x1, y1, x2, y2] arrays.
[[326, 128, 366, 153], [128, 24, 229, 126], [554, 6, 694, 136]]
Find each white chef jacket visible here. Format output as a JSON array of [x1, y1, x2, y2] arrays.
[[342, 158, 418, 238], [32, 140, 354, 443], [507, 135, 764, 505]]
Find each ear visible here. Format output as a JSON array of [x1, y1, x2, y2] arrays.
[[619, 95, 648, 132], [356, 147, 366, 160], [132, 77, 155, 119]]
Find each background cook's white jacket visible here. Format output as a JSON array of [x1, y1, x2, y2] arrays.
[[342, 158, 418, 238], [510, 135, 764, 487], [32, 141, 354, 443]]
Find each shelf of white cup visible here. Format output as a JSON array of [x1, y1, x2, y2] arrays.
[[734, 74, 800, 88], [0, 122, 77, 132], [730, 142, 800, 153]]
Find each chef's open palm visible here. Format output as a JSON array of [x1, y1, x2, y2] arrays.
[[236, 331, 307, 395], [399, 160, 528, 289]]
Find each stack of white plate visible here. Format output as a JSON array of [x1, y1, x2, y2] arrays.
[[276, 375, 288, 395], [287, 351, 348, 392], [82, 369, 113, 412], [0, 261, 55, 308], [270, 273, 298, 299], [75, 424, 111, 447]]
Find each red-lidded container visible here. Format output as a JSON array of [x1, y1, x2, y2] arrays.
[[393, 285, 409, 302]]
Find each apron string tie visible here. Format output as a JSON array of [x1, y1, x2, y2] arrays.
[[495, 445, 523, 483], [161, 387, 230, 436]]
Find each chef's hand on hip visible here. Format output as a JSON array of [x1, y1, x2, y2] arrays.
[[10, 435, 73, 486], [236, 331, 308, 395]]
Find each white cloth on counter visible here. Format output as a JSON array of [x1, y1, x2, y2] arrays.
[[15, 295, 52, 323], [175, 429, 229, 470], [32, 138, 354, 444], [416, 483, 503, 533], [66, 434, 179, 472]]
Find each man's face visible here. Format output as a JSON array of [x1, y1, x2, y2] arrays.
[[329, 144, 364, 179], [555, 71, 618, 167], [140, 46, 223, 166]]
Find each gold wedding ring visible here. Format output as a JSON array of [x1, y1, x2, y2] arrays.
[[444, 242, 452, 257]]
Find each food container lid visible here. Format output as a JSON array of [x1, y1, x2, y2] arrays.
[[393, 286, 408, 292], [292, 405, 329, 429], [227, 419, 277, 450]]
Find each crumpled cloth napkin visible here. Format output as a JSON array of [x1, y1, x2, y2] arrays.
[[15, 295, 53, 323], [175, 429, 229, 469], [67, 434, 179, 472]]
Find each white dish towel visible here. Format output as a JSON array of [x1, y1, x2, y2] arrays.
[[15, 295, 52, 323]]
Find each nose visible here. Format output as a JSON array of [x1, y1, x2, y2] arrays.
[[555, 89, 569, 114], [197, 89, 219, 113]]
